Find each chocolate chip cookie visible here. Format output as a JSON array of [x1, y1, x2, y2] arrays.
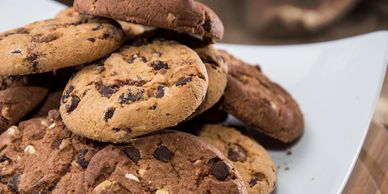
[[0, 110, 101, 194], [0, 75, 49, 132], [60, 40, 208, 143], [199, 125, 277, 194], [56, 7, 146, 39], [74, 0, 224, 40], [54, 130, 247, 194], [0, 15, 124, 76], [188, 45, 228, 118], [219, 50, 304, 143]]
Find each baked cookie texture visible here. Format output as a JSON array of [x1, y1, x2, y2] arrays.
[[0, 75, 49, 132], [0, 15, 125, 76], [189, 45, 228, 118], [0, 111, 247, 194], [56, 7, 146, 39], [199, 125, 277, 194], [60, 40, 208, 143], [74, 0, 224, 40], [219, 50, 304, 143]]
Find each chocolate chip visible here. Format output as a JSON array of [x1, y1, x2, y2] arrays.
[[7, 175, 19, 194], [26, 53, 38, 62], [62, 85, 75, 103], [11, 49, 22, 54], [149, 104, 157, 110], [176, 76, 192, 87], [119, 89, 143, 104], [104, 107, 115, 122], [156, 86, 165, 98], [227, 143, 248, 162], [95, 81, 119, 98], [32, 34, 58, 43], [87, 38, 96, 42], [125, 128, 132, 134], [210, 161, 230, 181], [203, 17, 212, 32], [76, 149, 89, 169], [66, 96, 80, 113], [92, 24, 104, 31], [153, 146, 173, 163], [0, 155, 10, 163], [151, 60, 168, 71], [52, 139, 62, 149], [112, 128, 120, 132], [249, 178, 257, 187], [123, 146, 141, 163]]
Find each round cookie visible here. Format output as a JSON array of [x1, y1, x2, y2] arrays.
[[60, 40, 208, 143], [53, 130, 248, 193], [188, 45, 228, 118], [56, 7, 146, 39], [0, 75, 49, 132], [74, 0, 224, 40], [199, 125, 277, 194], [218, 50, 304, 143], [0, 110, 100, 194], [0, 15, 125, 76]]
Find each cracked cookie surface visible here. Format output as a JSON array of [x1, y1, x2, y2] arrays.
[[0, 75, 49, 132], [54, 130, 247, 194], [0, 14, 125, 76], [199, 125, 277, 194], [74, 0, 224, 40], [60, 40, 208, 143], [219, 50, 304, 143]]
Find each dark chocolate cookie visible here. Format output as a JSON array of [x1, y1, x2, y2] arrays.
[[74, 0, 224, 40], [219, 50, 304, 143]]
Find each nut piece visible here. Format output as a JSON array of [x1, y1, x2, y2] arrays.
[[24, 145, 36, 155], [155, 188, 170, 194], [6, 126, 20, 137], [125, 173, 140, 182]]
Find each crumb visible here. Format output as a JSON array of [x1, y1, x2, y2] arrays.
[[285, 167, 289, 171], [286, 149, 292, 156]]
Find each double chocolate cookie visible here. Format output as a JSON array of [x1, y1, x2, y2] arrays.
[[219, 50, 304, 143], [74, 0, 224, 40], [199, 125, 277, 194], [0, 75, 49, 132], [0, 14, 124, 76], [60, 40, 208, 143]]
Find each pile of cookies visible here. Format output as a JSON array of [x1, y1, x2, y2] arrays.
[[0, 0, 304, 193]]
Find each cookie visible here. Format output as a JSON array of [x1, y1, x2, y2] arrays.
[[219, 50, 304, 143], [0, 15, 125, 76], [0, 75, 49, 132], [56, 7, 146, 39], [54, 130, 248, 193], [0, 110, 100, 194], [188, 45, 227, 118], [60, 40, 208, 143], [199, 125, 277, 194], [74, 0, 224, 40]]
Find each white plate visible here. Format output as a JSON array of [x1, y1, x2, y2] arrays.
[[1, 1, 387, 193]]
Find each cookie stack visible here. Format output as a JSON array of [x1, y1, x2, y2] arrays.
[[0, 1, 304, 193]]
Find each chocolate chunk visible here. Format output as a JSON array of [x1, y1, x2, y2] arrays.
[[31, 34, 58, 43], [176, 76, 193, 87], [123, 146, 141, 163], [156, 86, 165, 98], [227, 143, 248, 162], [11, 49, 22, 54], [0, 155, 10, 163], [95, 81, 119, 98], [26, 53, 38, 62], [249, 178, 257, 187], [210, 161, 230, 181], [76, 149, 89, 169], [153, 146, 173, 163], [119, 89, 143, 104], [104, 107, 115, 122], [151, 60, 168, 71], [62, 85, 75, 103], [92, 24, 104, 31], [66, 96, 80, 113], [7, 175, 19, 194], [87, 38, 96, 42], [112, 128, 120, 132]]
